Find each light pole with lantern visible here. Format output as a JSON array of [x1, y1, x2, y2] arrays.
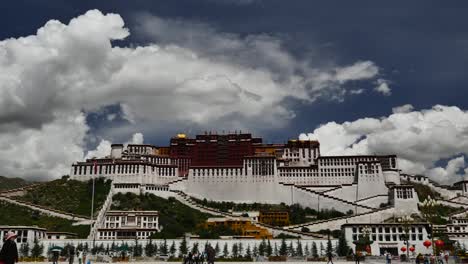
[[420, 197, 438, 255], [398, 215, 414, 262]]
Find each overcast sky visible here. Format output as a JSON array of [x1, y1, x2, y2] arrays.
[[2, 1, 468, 183]]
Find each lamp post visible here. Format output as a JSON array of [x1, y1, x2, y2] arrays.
[[420, 197, 438, 255], [398, 215, 414, 262]]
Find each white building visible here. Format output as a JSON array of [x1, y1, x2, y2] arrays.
[[342, 223, 432, 256], [96, 211, 160, 240], [68, 134, 466, 217], [446, 215, 468, 239]]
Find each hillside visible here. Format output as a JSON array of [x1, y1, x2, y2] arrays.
[[16, 177, 111, 216], [111, 192, 214, 238], [192, 198, 347, 225], [0, 176, 31, 191], [0, 200, 90, 238]]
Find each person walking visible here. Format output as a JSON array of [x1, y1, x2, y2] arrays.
[[0, 231, 19, 264], [78, 250, 84, 264], [326, 251, 333, 264], [68, 246, 75, 264], [206, 245, 215, 264], [385, 251, 391, 264], [51, 250, 59, 264], [353, 251, 360, 264]]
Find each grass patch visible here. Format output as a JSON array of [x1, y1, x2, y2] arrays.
[[0, 200, 89, 238], [17, 176, 111, 216], [0, 176, 31, 191]]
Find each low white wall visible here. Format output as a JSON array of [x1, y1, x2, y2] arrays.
[[37, 238, 336, 257]]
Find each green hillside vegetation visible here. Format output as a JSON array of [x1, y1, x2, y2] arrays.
[[0, 200, 89, 238], [192, 198, 346, 225], [17, 176, 111, 216], [111, 193, 215, 239], [0, 176, 31, 191]]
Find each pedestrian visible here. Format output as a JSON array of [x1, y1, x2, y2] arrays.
[[438, 252, 444, 264], [326, 251, 333, 264], [68, 246, 75, 264], [0, 231, 19, 264], [424, 254, 429, 264], [416, 253, 422, 264], [78, 250, 84, 264], [187, 252, 193, 264], [444, 251, 449, 264], [52, 250, 59, 264], [385, 251, 391, 264], [206, 245, 215, 264], [353, 251, 360, 264]]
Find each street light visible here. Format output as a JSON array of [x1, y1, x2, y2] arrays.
[[398, 215, 414, 262], [420, 197, 438, 255]]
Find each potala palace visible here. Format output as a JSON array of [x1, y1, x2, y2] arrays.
[[2, 132, 468, 258]]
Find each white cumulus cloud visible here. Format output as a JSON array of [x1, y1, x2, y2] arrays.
[[0, 10, 386, 180], [300, 105, 468, 184], [392, 104, 414, 114], [374, 79, 392, 96]]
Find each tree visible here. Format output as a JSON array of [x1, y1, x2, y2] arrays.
[[20, 243, 30, 257], [145, 239, 155, 257], [191, 242, 199, 254], [252, 244, 259, 257], [274, 243, 278, 256], [304, 243, 310, 257], [134, 241, 143, 257], [170, 241, 176, 256], [215, 242, 220, 256], [31, 238, 43, 258], [238, 243, 244, 257], [312, 242, 318, 258], [319, 242, 325, 256], [266, 240, 273, 256], [258, 239, 266, 256], [223, 243, 229, 257], [179, 237, 188, 256], [336, 232, 350, 256], [288, 241, 295, 256], [279, 238, 287, 256], [245, 244, 252, 258], [231, 243, 238, 258], [296, 240, 303, 256], [160, 239, 169, 255]]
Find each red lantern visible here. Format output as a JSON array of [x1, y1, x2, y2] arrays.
[[409, 247, 415, 252], [365, 245, 371, 254], [423, 240, 432, 248], [435, 239, 444, 248], [401, 246, 407, 252]]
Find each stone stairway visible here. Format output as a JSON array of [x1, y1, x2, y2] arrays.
[[280, 182, 377, 211], [88, 185, 115, 239], [0, 183, 44, 197], [284, 206, 395, 232], [169, 190, 231, 217]]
